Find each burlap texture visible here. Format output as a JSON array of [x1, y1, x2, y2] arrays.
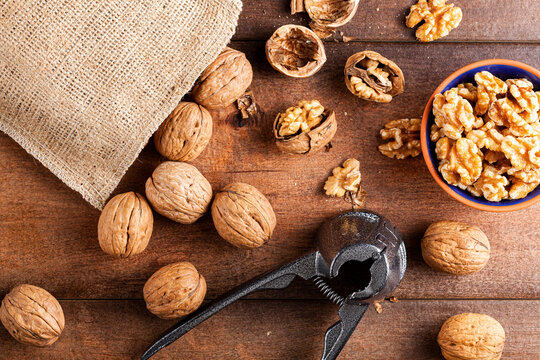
[[0, 0, 242, 209]]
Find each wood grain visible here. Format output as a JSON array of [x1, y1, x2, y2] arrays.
[[0, 299, 537, 360], [1, 42, 539, 300], [235, 0, 540, 42]]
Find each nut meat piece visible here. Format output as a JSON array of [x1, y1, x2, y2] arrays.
[[192, 47, 253, 109], [474, 71, 508, 116], [324, 158, 367, 208], [472, 165, 509, 202], [143, 262, 206, 320], [0, 284, 65, 346], [509, 178, 539, 199], [274, 100, 337, 154], [145, 162, 213, 224], [506, 78, 540, 115], [98, 192, 153, 258], [344, 51, 404, 103], [437, 138, 483, 188], [438, 313, 505, 360], [154, 102, 213, 162], [211, 183, 276, 249], [378, 118, 421, 159], [433, 88, 481, 140], [266, 25, 327, 78], [422, 221, 490, 275], [406, 0, 463, 42]]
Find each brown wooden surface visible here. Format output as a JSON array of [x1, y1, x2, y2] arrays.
[[0, 1, 539, 359]]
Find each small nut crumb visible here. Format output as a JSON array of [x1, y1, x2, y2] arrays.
[[373, 301, 383, 314], [324, 158, 367, 208], [379, 118, 422, 159], [388, 296, 399, 303]]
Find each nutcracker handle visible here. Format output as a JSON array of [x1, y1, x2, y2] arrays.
[[141, 251, 322, 360]]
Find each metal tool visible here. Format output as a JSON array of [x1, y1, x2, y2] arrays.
[[141, 210, 406, 360]]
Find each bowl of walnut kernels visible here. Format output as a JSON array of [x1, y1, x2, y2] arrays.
[[421, 59, 540, 212]]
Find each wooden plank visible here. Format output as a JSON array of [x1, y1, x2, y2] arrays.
[[235, 0, 540, 42], [1, 42, 539, 300], [0, 299, 537, 359]]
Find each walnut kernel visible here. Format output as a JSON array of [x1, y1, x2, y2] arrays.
[[378, 118, 421, 159], [406, 0, 462, 42], [324, 158, 366, 208]]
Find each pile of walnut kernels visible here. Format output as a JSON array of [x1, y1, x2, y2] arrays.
[[0, 1, 517, 359]]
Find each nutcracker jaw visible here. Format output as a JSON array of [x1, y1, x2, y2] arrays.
[[141, 210, 406, 360]]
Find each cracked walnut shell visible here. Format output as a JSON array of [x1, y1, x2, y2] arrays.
[[274, 100, 337, 154], [291, 0, 359, 38], [345, 51, 405, 103], [266, 25, 327, 78], [192, 47, 253, 109], [406, 0, 462, 42], [211, 183, 276, 249], [154, 102, 213, 162], [145, 162, 212, 224], [143, 262, 206, 320], [379, 118, 421, 159], [438, 313, 505, 360], [98, 192, 153, 258], [0, 284, 65, 346], [422, 220, 490, 275]]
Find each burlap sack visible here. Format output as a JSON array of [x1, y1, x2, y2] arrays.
[[0, 0, 242, 209]]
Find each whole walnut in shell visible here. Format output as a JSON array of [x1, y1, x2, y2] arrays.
[[192, 47, 253, 109], [98, 192, 153, 258], [345, 51, 405, 103], [0, 284, 65, 346], [145, 162, 212, 224], [438, 313, 505, 360], [422, 221, 490, 275], [212, 183, 276, 249], [143, 262, 206, 320], [274, 100, 337, 154], [154, 102, 213, 162], [266, 25, 327, 78]]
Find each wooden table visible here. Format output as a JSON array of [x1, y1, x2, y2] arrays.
[[1, 1, 539, 359]]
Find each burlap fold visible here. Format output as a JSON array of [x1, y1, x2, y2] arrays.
[[0, 0, 242, 209]]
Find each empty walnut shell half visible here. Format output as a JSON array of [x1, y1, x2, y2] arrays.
[[154, 102, 213, 162], [192, 47, 253, 109], [98, 192, 153, 258], [422, 220, 490, 275], [212, 183, 276, 249], [438, 313, 505, 360], [344, 51, 405, 103], [266, 25, 327, 78], [274, 100, 337, 154], [143, 262, 207, 320], [0, 284, 65, 346], [145, 162, 213, 224], [304, 0, 360, 28]]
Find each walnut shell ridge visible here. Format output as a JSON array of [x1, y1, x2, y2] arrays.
[[154, 102, 213, 162], [0, 284, 65, 346], [192, 47, 253, 109], [145, 162, 213, 224], [143, 262, 207, 320], [274, 107, 337, 154], [98, 192, 153, 258], [438, 313, 505, 360], [212, 183, 276, 249], [421, 220, 490, 275]]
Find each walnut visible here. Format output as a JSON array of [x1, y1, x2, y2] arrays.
[[509, 178, 539, 199], [421, 221, 490, 275], [437, 138, 483, 188], [406, 0, 462, 42], [344, 51, 405, 103], [266, 25, 327, 78], [192, 47, 253, 109], [506, 78, 540, 115], [501, 135, 540, 171], [475, 71, 508, 115], [98, 192, 153, 258], [507, 167, 540, 184], [484, 150, 506, 164], [274, 100, 337, 154], [143, 262, 206, 320], [472, 165, 509, 202], [465, 125, 504, 152], [145, 162, 212, 224], [433, 88, 481, 140], [293, 0, 359, 39], [378, 118, 421, 159], [211, 183, 276, 249], [488, 97, 538, 137], [438, 313, 505, 360], [324, 158, 367, 208], [154, 102, 213, 162], [457, 83, 478, 103], [431, 124, 443, 142], [0, 284, 65, 346]]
